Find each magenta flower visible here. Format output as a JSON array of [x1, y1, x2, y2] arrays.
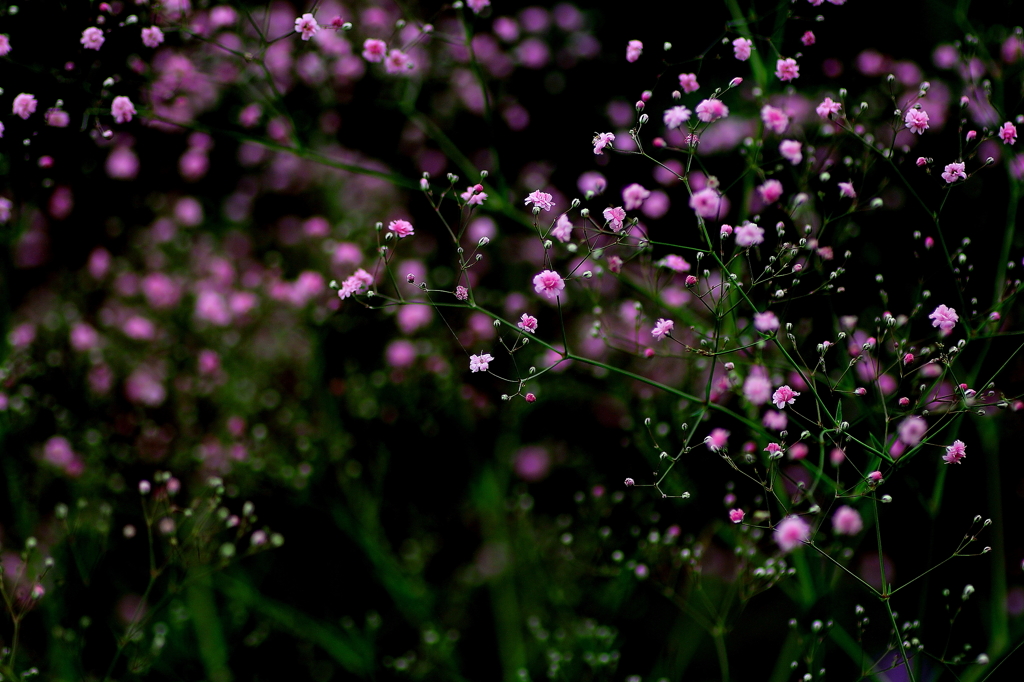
[[622, 184, 650, 211], [384, 49, 413, 74], [732, 37, 752, 61], [81, 27, 105, 50], [362, 39, 387, 62], [832, 506, 863, 535], [592, 132, 615, 155], [772, 385, 801, 409], [943, 440, 967, 464], [999, 121, 1018, 145], [897, 415, 927, 446], [774, 515, 810, 552], [941, 162, 967, 183], [460, 184, 488, 205], [779, 140, 802, 165], [678, 73, 699, 93], [729, 509, 745, 524], [388, 219, 414, 238], [518, 314, 538, 333], [764, 442, 783, 457], [735, 223, 764, 247], [111, 96, 136, 124], [704, 428, 730, 452], [294, 13, 319, 41], [660, 254, 690, 273], [46, 109, 70, 127], [775, 57, 800, 81], [651, 318, 674, 341], [689, 188, 722, 219], [603, 206, 627, 231], [743, 372, 772, 405], [838, 182, 857, 198], [695, 99, 729, 122], [761, 105, 789, 134], [0, 34, 10, 56], [816, 97, 842, 119], [754, 311, 780, 332], [757, 180, 783, 204], [532, 270, 564, 299], [663, 106, 692, 129], [928, 304, 959, 332], [525, 190, 555, 212], [551, 214, 573, 242], [763, 409, 787, 430], [12, 93, 37, 120], [904, 108, 930, 135], [141, 26, 164, 48], [626, 39, 643, 63], [455, 286, 468, 301], [469, 353, 494, 373], [801, 31, 816, 46]]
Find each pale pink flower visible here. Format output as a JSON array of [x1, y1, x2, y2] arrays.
[[294, 13, 319, 41], [763, 410, 788, 430], [593, 132, 615, 154], [897, 415, 927, 446], [816, 97, 842, 119], [0, 34, 10, 56], [774, 515, 810, 552], [761, 105, 789, 134], [388, 219, 414, 238], [704, 428, 730, 452], [622, 184, 650, 211], [838, 182, 857, 198], [929, 304, 959, 332], [779, 140, 802, 165], [999, 122, 1017, 145], [362, 39, 387, 62], [626, 40, 643, 63], [775, 57, 799, 81], [695, 99, 729, 122], [904, 108, 930, 135], [460, 184, 487, 205], [466, 0, 491, 14], [651, 318, 674, 341], [455, 285, 468, 300], [660, 254, 690, 272], [469, 353, 493, 373], [141, 26, 164, 48], [772, 385, 800, 409], [603, 206, 627, 231], [801, 31, 816, 46], [941, 162, 966, 183], [81, 27, 105, 50], [663, 105, 692, 129], [943, 440, 967, 464], [732, 37, 752, 61], [525, 190, 555, 211], [832, 506, 863, 535], [532, 270, 564, 299], [689, 187, 722, 218], [729, 509, 745, 523], [384, 49, 413, 74], [12, 93, 37, 120], [111, 96, 136, 124], [551, 214, 573, 242], [735, 222, 765, 247], [743, 371, 772, 405], [757, 179, 783, 204], [518, 314, 538, 333], [678, 73, 699, 93], [754, 311, 779, 332]]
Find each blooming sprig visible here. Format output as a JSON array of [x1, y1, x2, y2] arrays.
[[469, 353, 493, 373], [772, 385, 800, 409], [525, 190, 555, 212], [650, 318, 674, 341]]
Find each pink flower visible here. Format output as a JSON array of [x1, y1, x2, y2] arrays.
[[897, 415, 927, 446], [867, 471, 883, 482], [518, 314, 538, 333], [460, 184, 488, 205], [141, 26, 164, 48], [761, 105, 789, 134], [763, 410, 787, 430], [466, 0, 491, 14], [388, 219, 414, 238], [705, 428, 730, 452], [622, 184, 650, 211], [111, 96, 136, 124], [743, 371, 772, 405], [0, 34, 10, 56], [754, 311, 779, 332], [928, 304, 959, 332], [551, 214, 573, 242], [816, 97, 842, 119], [772, 385, 801, 409], [735, 222, 765, 247], [943, 440, 967, 464], [904, 108, 930, 135], [757, 180, 783, 204], [294, 13, 319, 41], [801, 31, 816, 46], [999, 121, 1018, 145], [838, 182, 857, 198], [774, 515, 810, 552], [775, 57, 800, 81], [779, 140, 803, 165], [695, 99, 729, 122], [0, 197, 12, 223], [593, 132, 615, 154], [603, 206, 627, 231], [626, 39, 643, 63], [46, 109, 70, 127], [663, 105, 692, 129], [916, 157, 929, 167], [941, 162, 966, 183], [764, 442, 783, 457], [732, 37, 752, 61], [469, 353, 494, 373], [660, 254, 690, 272], [81, 27, 105, 50], [362, 39, 387, 62], [689, 188, 722, 218], [533, 270, 564, 299], [384, 49, 413, 74], [832, 506, 863, 535], [729, 509, 745, 524], [678, 73, 699, 93], [525, 190, 555, 211], [455, 285, 468, 300], [651, 318, 674, 341], [12, 93, 37, 120], [966, 130, 977, 141]]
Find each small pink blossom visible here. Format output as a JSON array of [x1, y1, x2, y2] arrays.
[[81, 27, 105, 50], [460, 184, 488, 205], [999, 121, 1018, 145], [525, 190, 555, 211], [141, 26, 164, 48], [384, 49, 413, 74], [362, 39, 387, 62], [838, 181, 857, 198], [46, 109, 70, 127], [772, 385, 800, 409], [928, 304, 959, 332], [622, 184, 650, 211], [897, 415, 927, 446], [754, 311, 779, 332], [764, 442, 783, 457], [732, 37, 752, 61], [593, 132, 615, 154], [779, 140, 802, 165], [744, 372, 773, 405], [678, 73, 699, 93], [832, 506, 863, 535], [916, 156, 929, 167], [943, 440, 967, 464], [903, 353, 915, 365], [0, 34, 10, 56], [816, 97, 842, 118], [729, 509, 745, 524], [867, 471, 883, 482], [660, 254, 690, 273], [757, 180, 783, 204], [455, 285, 468, 300], [941, 162, 966, 183], [551, 214, 573, 242], [663, 105, 692, 129], [774, 515, 810, 552], [111, 96, 136, 124], [12, 93, 37, 120], [626, 40, 643, 63], [801, 31, 816, 46], [695, 99, 729, 122], [705, 428, 730, 452], [689, 187, 722, 218], [904, 108, 930, 135], [518, 314, 538, 333], [966, 130, 977, 141], [775, 57, 800, 81], [603, 206, 627, 231], [735, 222, 765, 247], [651, 318, 674, 341], [469, 353, 493, 373], [294, 13, 319, 41], [532, 270, 565, 299], [466, 0, 491, 14], [388, 219, 414, 238], [761, 105, 789, 134]]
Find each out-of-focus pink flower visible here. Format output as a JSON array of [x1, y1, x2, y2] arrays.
[[732, 37, 752, 61], [141, 26, 164, 48], [774, 515, 810, 552], [111, 96, 136, 124], [832, 506, 863, 535], [816, 97, 842, 118], [779, 140, 802, 165], [761, 105, 789, 134], [689, 188, 722, 218], [801, 31, 816, 46], [729, 509, 745, 523], [81, 27, 105, 50], [622, 184, 650, 211], [775, 57, 800, 81], [757, 180, 783, 204], [704, 428, 730, 452], [695, 99, 729, 122], [362, 39, 387, 62], [12, 93, 37, 120], [678, 73, 699, 93], [626, 39, 643, 63], [838, 182, 857, 198]]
